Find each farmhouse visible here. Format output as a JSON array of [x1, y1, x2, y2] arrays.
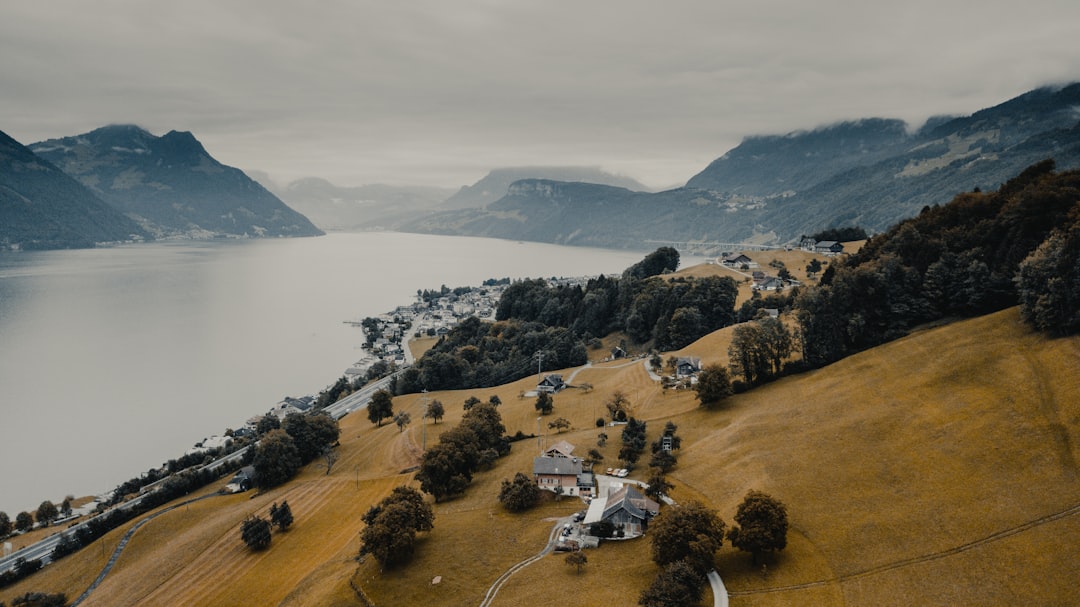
[[814, 240, 845, 255], [675, 357, 701, 377], [722, 253, 758, 268], [537, 373, 566, 394], [583, 485, 659, 538]]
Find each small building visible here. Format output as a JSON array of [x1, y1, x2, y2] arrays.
[[225, 466, 256, 493], [537, 374, 566, 394], [544, 440, 576, 459], [814, 240, 845, 255], [722, 253, 757, 268], [675, 357, 701, 378]]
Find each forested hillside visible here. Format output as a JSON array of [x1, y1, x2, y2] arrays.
[[795, 159, 1080, 366], [403, 247, 739, 392]]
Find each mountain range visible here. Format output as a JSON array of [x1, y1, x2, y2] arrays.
[[0, 129, 149, 250], [28, 125, 322, 241], [400, 83, 1080, 249]]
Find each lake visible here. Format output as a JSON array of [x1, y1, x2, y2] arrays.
[[0, 232, 688, 514]]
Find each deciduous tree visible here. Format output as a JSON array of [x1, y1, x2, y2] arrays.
[[535, 391, 553, 415], [425, 399, 445, 424], [253, 429, 302, 489], [605, 390, 631, 421], [727, 490, 789, 564], [241, 515, 272, 550], [394, 411, 412, 432], [548, 417, 571, 433], [499, 472, 540, 512], [694, 364, 733, 407], [35, 501, 58, 527], [649, 501, 726, 573], [638, 559, 705, 607], [368, 389, 394, 427], [360, 487, 434, 568], [15, 511, 33, 532], [565, 551, 588, 573], [0, 511, 11, 537]]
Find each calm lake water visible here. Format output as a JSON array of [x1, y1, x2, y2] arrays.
[[0, 232, 683, 514]]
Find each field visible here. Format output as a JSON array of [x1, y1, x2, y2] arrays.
[[3, 304, 1078, 606]]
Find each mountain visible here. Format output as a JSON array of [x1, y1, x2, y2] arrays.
[[30, 125, 323, 239], [0, 129, 149, 250], [441, 166, 651, 210], [401, 83, 1080, 250], [262, 176, 454, 231]]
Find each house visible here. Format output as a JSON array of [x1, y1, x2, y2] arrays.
[[225, 466, 256, 493], [675, 357, 701, 377], [583, 485, 659, 538], [533, 455, 584, 496], [722, 253, 757, 268], [610, 346, 627, 359], [537, 373, 566, 394], [753, 277, 786, 291], [800, 236, 817, 251], [814, 240, 845, 255], [544, 440, 576, 459]]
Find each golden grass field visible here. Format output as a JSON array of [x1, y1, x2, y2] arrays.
[[3, 301, 1078, 606]]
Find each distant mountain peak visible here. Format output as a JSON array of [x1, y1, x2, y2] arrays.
[[442, 165, 650, 210], [31, 126, 322, 239]]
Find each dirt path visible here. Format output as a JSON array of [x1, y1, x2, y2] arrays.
[[477, 517, 567, 607]]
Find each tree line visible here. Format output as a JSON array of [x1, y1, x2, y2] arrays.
[[401, 247, 739, 393], [796, 159, 1080, 368]]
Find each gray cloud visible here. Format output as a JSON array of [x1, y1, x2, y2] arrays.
[[3, 0, 1079, 188]]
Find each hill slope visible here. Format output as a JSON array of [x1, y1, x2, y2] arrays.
[[30, 125, 323, 239], [266, 176, 454, 231], [0, 129, 148, 250], [5, 307, 1077, 606]]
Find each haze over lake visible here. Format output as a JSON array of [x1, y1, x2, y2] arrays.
[[0, 232, 680, 514]]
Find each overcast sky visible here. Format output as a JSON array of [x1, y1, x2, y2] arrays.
[[3, 1, 1079, 189]]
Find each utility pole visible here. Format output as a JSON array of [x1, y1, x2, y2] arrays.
[[535, 350, 544, 382]]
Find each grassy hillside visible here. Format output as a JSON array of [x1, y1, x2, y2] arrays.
[[4, 308, 1077, 606]]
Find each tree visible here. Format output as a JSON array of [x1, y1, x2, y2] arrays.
[[499, 472, 541, 512], [253, 429, 302, 489], [1018, 227, 1080, 336], [758, 317, 795, 376], [806, 258, 823, 278], [416, 442, 473, 502], [649, 501, 726, 572], [256, 413, 281, 435], [463, 395, 481, 410], [283, 412, 340, 463], [548, 417, 571, 433], [7, 591, 67, 607], [35, 501, 58, 527], [644, 471, 673, 501], [565, 551, 588, 573], [589, 520, 615, 538], [587, 448, 604, 463], [535, 391, 554, 415], [0, 511, 11, 537], [15, 511, 33, 532], [270, 500, 294, 531], [368, 389, 394, 427], [60, 497, 73, 517], [727, 490, 789, 564], [425, 399, 445, 424], [241, 515, 272, 550], [597, 432, 608, 447], [394, 411, 412, 432], [728, 322, 769, 384], [638, 559, 706, 607], [694, 364, 733, 407], [648, 451, 677, 474], [51, 532, 82, 561], [605, 390, 631, 421], [360, 487, 434, 568]]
